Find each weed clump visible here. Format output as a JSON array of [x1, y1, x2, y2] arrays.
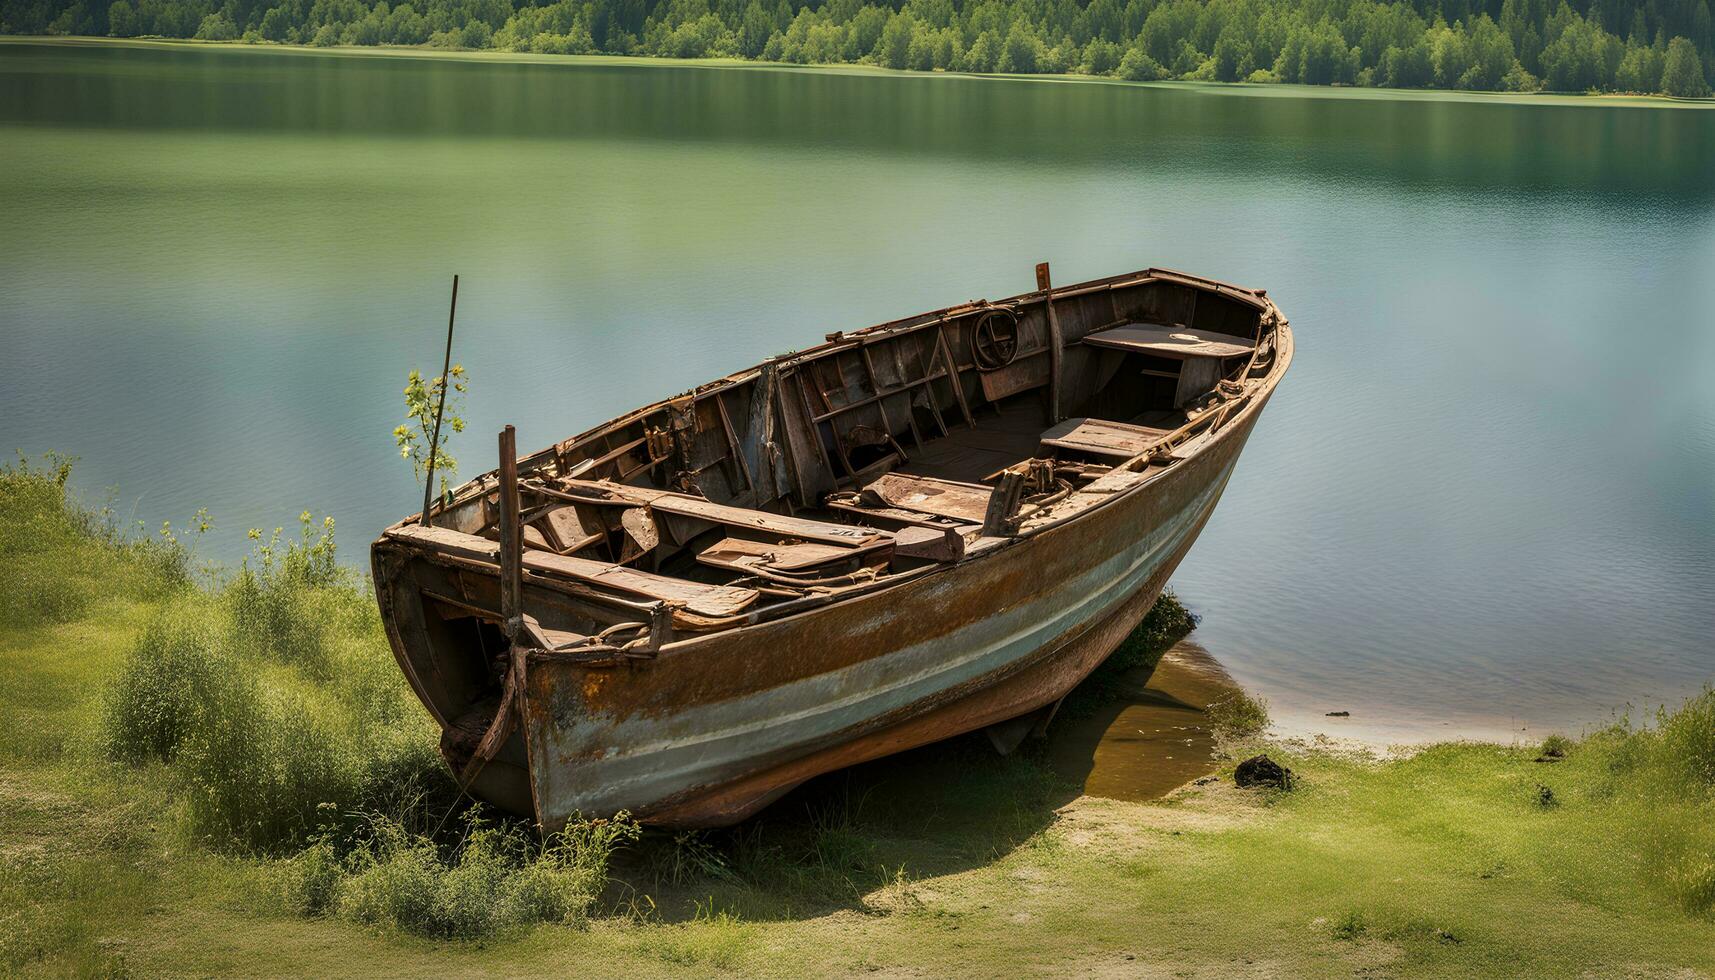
[[275, 812, 640, 939], [1558, 687, 1715, 914], [1061, 590, 1199, 713], [1111, 589, 1199, 671], [97, 509, 450, 853], [1207, 688, 1271, 739], [102, 603, 234, 764], [1538, 733, 1574, 760]]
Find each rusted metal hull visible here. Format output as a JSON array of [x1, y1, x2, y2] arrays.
[[372, 265, 1292, 829], [523, 390, 1266, 827]]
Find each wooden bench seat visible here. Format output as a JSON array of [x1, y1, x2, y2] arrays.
[[697, 537, 878, 575], [386, 524, 758, 619], [1083, 323, 1254, 359], [541, 479, 887, 549], [1039, 417, 1172, 460]]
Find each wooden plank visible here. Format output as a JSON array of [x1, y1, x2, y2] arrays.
[[498, 425, 523, 639], [1037, 262, 1064, 424], [540, 504, 605, 555], [1083, 323, 1254, 359], [934, 324, 976, 428], [384, 524, 758, 618], [864, 472, 995, 523], [696, 537, 874, 574], [976, 348, 1050, 402], [547, 479, 887, 548], [825, 497, 971, 531], [712, 391, 754, 493], [1039, 417, 1172, 459]]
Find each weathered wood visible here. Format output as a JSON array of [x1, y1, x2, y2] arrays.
[[385, 524, 758, 618], [934, 324, 977, 428], [696, 537, 884, 574], [1036, 262, 1064, 425], [864, 472, 997, 523], [1084, 323, 1254, 359], [498, 425, 522, 640], [980, 468, 1028, 537], [892, 524, 965, 562], [977, 348, 1050, 402], [1039, 417, 1173, 459], [545, 479, 888, 548], [619, 506, 660, 564], [541, 505, 605, 555], [712, 391, 753, 493]]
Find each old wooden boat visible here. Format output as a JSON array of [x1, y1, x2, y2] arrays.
[[371, 264, 1292, 828]]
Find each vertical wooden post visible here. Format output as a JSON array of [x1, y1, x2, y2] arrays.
[[497, 424, 523, 642], [1036, 262, 1064, 425]]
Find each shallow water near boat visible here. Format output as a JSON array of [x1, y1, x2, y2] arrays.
[[1047, 641, 1236, 802], [2, 39, 1712, 748]]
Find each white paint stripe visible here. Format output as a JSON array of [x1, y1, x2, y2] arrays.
[[538, 456, 1237, 814]]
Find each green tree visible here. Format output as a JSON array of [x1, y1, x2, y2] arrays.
[[1661, 35, 1711, 96], [107, 0, 137, 33], [195, 11, 238, 37], [1212, 29, 1254, 82], [737, 0, 772, 56], [875, 11, 912, 68], [258, 4, 292, 40]]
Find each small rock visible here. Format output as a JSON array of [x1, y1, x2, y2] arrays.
[[1235, 754, 1294, 790], [1324, 710, 1350, 717]]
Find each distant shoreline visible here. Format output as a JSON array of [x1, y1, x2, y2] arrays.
[[6, 34, 1713, 110]]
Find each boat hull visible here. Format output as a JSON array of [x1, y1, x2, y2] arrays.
[[517, 385, 1273, 828]]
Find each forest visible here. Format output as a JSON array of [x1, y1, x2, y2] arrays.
[[3, 0, 1711, 98]]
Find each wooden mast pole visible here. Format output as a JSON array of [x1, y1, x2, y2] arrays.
[[421, 274, 460, 526]]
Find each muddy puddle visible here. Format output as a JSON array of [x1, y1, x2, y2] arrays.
[[1045, 640, 1242, 802]]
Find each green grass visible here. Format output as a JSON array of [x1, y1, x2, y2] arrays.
[[2, 454, 1713, 976]]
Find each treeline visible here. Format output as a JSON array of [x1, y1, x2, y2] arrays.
[[4, 0, 1711, 96]]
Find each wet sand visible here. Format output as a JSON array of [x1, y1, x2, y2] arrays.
[[1045, 640, 1241, 802]]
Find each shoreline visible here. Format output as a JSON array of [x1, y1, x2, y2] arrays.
[[5, 34, 1714, 110]]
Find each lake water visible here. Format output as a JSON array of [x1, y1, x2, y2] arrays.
[[3, 40, 1712, 745]]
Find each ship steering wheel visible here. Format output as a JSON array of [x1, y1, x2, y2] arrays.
[[972, 308, 1020, 371]]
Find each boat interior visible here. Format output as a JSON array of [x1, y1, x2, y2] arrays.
[[381, 269, 1281, 669]]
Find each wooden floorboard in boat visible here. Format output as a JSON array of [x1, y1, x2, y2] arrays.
[[896, 397, 1046, 484]]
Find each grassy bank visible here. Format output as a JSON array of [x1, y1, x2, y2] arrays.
[[2, 454, 1712, 977]]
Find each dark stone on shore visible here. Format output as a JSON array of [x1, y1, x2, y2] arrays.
[[1235, 754, 1294, 790], [1325, 710, 1350, 717]]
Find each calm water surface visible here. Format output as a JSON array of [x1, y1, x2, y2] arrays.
[[3, 41, 1712, 744]]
